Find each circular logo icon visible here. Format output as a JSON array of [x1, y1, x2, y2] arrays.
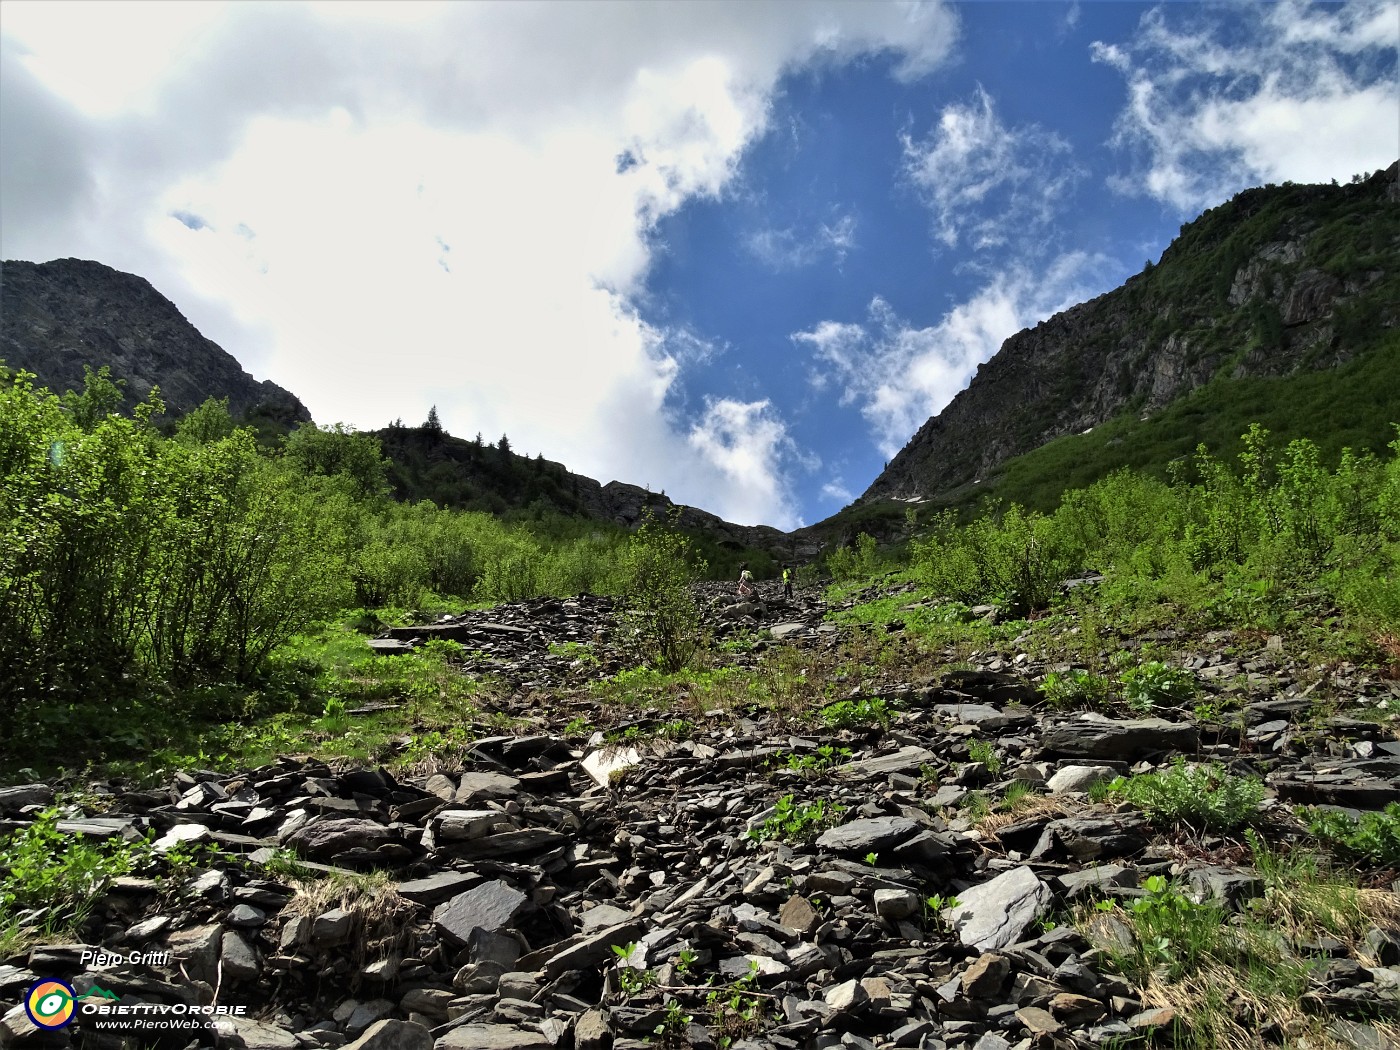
[[25, 979, 77, 1029]]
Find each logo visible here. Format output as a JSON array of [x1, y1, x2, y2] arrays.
[[25, 979, 77, 1029], [85, 985, 120, 1002]]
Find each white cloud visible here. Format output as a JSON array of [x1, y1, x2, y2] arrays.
[[902, 85, 1082, 251], [687, 398, 806, 529], [820, 479, 854, 505], [745, 212, 857, 269], [1095, 0, 1399, 211], [0, 0, 961, 529], [793, 253, 1107, 457]]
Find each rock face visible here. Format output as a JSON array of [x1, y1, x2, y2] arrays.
[[860, 163, 1400, 506], [1, 257, 310, 424]]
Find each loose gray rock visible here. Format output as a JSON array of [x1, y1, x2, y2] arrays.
[[433, 881, 529, 946], [945, 866, 1052, 951]]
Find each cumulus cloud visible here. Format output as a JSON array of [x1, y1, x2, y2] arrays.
[[686, 398, 806, 529], [1094, 0, 1399, 210], [793, 253, 1107, 457], [0, 0, 961, 528], [902, 85, 1083, 251]]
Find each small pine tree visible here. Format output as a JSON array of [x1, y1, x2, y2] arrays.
[[424, 405, 443, 436], [499, 433, 512, 456]]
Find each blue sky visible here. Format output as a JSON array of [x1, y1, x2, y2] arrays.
[[2, 1, 1396, 528]]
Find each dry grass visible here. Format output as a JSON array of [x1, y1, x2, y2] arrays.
[[976, 792, 1072, 834], [284, 869, 419, 984]]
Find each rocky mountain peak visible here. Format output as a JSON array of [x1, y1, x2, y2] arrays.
[[0, 257, 310, 424]]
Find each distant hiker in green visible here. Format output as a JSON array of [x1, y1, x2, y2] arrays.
[[782, 565, 793, 598], [737, 562, 754, 599]]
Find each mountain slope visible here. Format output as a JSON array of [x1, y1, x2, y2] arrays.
[[859, 163, 1400, 509], [0, 257, 310, 425]]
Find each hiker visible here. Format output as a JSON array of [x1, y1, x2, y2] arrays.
[[737, 562, 754, 599], [782, 564, 793, 599]]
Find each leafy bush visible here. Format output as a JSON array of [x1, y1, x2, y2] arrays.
[[1109, 759, 1264, 830], [819, 697, 892, 729], [1302, 803, 1400, 866], [0, 808, 148, 918], [1041, 669, 1112, 710], [747, 795, 846, 843], [1118, 661, 1197, 711], [617, 515, 707, 673]]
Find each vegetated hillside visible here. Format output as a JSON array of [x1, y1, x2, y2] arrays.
[[376, 422, 805, 565], [858, 162, 1400, 515], [0, 256, 800, 563], [0, 257, 310, 427]]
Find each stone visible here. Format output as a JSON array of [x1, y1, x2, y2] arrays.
[[873, 888, 920, 920], [1015, 1007, 1062, 1034], [1041, 718, 1199, 760], [220, 930, 261, 980], [0, 784, 55, 812], [1049, 992, 1106, 1025], [815, 816, 921, 854], [825, 978, 868, 1011], [437, 809, 504, 841], [1185, 866, 1264, 909], [154, 822, 212, 852], [581, 748, 642, 788], [961, 953, 1011, 998], [287, 817, 393, 859], [456, 772, 521, 801], [341, 1021, 434, 1050], [168, 923, 222, 984], [396, 871, 480, 905], [346, 1000, 395, 1035], [434, 1024, 556, 1049], [216, 1017, 299, 1049], [777, 894, 821, 936], [945, 866, 1052, 951], [835, 746, 937, 777], [433, 881, 529, 946], [542, 920, 645, 977], [313, 908, 354, 945], [1045, 765, 1117, 793], [574, 1009, 612, 1050]]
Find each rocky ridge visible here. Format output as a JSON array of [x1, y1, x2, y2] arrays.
[[2, 586, 1399, 1050], [860, 163, 1400, 506], [1, 258, 310, 425]]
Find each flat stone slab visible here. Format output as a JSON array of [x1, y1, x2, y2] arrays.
[[542, 920, 645, 978], [433, 881, 528, 946], [395, 871, 481, 906], [286, 817, 394, 859], [944, 866, 1052, 951], [435, 1025, 554, 1050], [816, 816, 922, 854], [1040, 718, 1199, 760], [836, 746, 937, 777]]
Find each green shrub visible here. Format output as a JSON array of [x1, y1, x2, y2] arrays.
[[617, 515, 707, 673], [1109, 759, 1264, 830], [1041, 669, 1112, 710], [819, 697, 892, 729], [0, 808, 149, 918], [1302, 803, 1400, 866], [1118, 661, 1197, 711], [747, 795, 846, 843]]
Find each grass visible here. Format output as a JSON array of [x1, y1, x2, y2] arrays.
[[1106, 759, 1266, 832], [1081, 833, 1400, 1049], [282, 868, 418, 980]]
